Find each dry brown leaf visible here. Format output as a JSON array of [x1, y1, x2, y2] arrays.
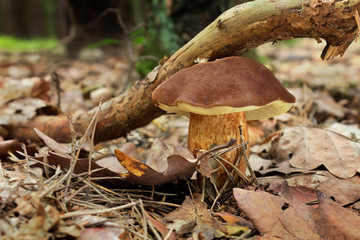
[[114, 148, 197, 186], [214, 212, 253, 229], [257, 171, 360, 206], [145, 211, 176, 240], [253, 234, 283, 240], [233, 188, 321, 240], [34, 128, 71, 155], [165, 193, 225, 239], [77, 227, 126, 240], [45, 151, 130, 186], [314, 90, 346, 118], [234, 182, 360, 240], [119, 142, 140, 160], [145, 138, 170, 172], [269, 126, 360, 178], [0, 98, 47, 124], [280, 181, 360, 240], [0, 77, 50, 103], [0, 139, 36, 160], [13, 203, 61, 240], [35, 128, 197, 186]]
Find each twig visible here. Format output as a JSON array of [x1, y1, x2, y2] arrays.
[[58, 0, 77, 46], [81, 179, 113, 204], [215, 154, 250, 186], [142, 200, 180, 208], [61, 201, 138, 219], [163, 224, 175, 240], [197, 139, 237, 161], [20, 144, 30, 171], [210, 192, 222, 212], [142, 200, 162, 240], [0, 160, 4, 182], [88, 99, 103, 175], [50, 72, 61, 109], [64, 115, 78, 198], [239, 126, 258, 187], [131, 198, 148, 239], [64, 184, 90, 203]]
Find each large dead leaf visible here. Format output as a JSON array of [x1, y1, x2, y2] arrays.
[[234, 182, 360, 240], [233, 188, 321, 240], [269, 126, 360, 178], [34, 128, 197, 186], [0, 139, 36, 160], [114, 147, 197, 186], [257, 171, 360, 206]]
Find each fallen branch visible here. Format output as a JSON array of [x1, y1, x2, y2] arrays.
[[6, 0, 360, 143]]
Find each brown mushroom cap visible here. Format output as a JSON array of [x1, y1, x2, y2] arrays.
[[152, 56, 295, 120]]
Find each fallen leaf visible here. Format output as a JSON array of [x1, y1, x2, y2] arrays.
[[35, 129, 197, 186], [214, 212, 254, 229], [34, 128, 71, 155], [145, 211, 176, 240], [234, 182, 360, 240], [165, 193, 225, 239], [233, 188, 321, 240], [119, 142, 140, 160], [280, 181, 360, 240], [314, 90, 346, 118], [0, 77, 49, 102], [257, 171, 360, 206], [0, 98, 47, 124], [145, 138, 170, 172], [0, 139, 36, 160], [114, 148, 197, 186], [13, 202, 61, 240], [269, 126, 360, 178], [77, 227, 125, 240]]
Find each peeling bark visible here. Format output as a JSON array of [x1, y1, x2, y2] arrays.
[[6, 0, 360, 143]]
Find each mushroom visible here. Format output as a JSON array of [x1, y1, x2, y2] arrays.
[[152, 56, 295, 186]]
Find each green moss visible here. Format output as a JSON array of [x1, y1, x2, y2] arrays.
[[0, 35, 58, 52], [135, 59, 159, 77]]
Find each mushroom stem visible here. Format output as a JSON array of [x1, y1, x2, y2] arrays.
[[187, 112, 250, 186]]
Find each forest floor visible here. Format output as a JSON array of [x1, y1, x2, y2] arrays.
[[0, 39, 360, 239]]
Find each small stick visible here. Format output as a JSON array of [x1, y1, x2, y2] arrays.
[[50, 72, 61, 109], [0, 160, 4, 182], [142, 203, 162, 240], [65, 184, 90, 203], [88, 99, 103, 176], [239, 125, 258, 187], [61, 201, 138, 219], [64, 115, 78, 199], [163, 225, 175, 240], [197, 138, 236, 161]]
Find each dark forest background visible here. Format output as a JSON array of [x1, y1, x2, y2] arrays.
[[0, 0, 248, 55]]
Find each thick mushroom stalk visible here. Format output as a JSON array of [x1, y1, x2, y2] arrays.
[[188, 112, 249, 185]]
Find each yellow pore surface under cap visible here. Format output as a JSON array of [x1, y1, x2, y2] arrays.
[[156, 99, 293, 120]]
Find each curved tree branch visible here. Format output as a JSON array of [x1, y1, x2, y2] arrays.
[[7, 0, 360, 143]]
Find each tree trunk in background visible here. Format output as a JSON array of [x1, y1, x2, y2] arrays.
[[55, 0, 69, 39], [65, 0, 132, 55], [0, 0, 53, 38], [0, 0, 27, 37], [169, 0, 250, 43], [27, 0, 46, 37]]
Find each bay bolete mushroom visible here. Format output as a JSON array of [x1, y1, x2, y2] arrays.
[[152, 56, 295, 186]]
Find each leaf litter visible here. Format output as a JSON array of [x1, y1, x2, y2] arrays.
[[1, 39, 360, 239]]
